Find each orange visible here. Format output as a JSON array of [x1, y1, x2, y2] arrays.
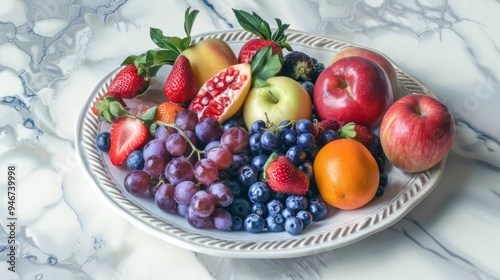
[[155, 102, 185, 124], [313, 138, 379, 210]]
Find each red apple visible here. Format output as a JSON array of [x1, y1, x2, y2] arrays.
[[330, 47, 398, 96], [380, 94, 455, 173], [314, 56, 393, 129]]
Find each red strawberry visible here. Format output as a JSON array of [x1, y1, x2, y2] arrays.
[[238, 38, 283, 64], [109, 116, 149, 166], [338, 122, 383, 158], [107, 64, 150, 99], [163, 55, 197, 103], [233, 9, 292, 63], [312, 118, 340, 143], [264, 153, 309, 195]]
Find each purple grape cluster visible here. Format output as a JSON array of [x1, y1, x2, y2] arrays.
[[119, 109, 257, 231], [96, 106, 333, 234]]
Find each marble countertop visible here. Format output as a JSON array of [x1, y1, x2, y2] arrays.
[[1, 0, 499, 279]]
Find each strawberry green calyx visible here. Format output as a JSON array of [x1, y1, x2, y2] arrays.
[[94, 96, 129, 123], [338, 122, 358, 139], [261, 152, 279, 181], [232, 9, 292, 51]]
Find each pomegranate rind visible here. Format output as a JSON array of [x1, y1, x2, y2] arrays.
[[188, 63, 252, 123]]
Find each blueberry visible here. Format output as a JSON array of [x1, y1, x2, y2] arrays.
[[260, 131, 279, 151], [96, 132, 111, 152], [297, 133, 315, 150], [248, 181, 272, 203], [228, 153, 251, 176], [251, 120, 267, 133], [307, 197, 328, 221], [298, 161, 313, 179], [300, 81, 314, 98], [286, 146, 307, 165], [244, 213, 265, 233], [222, 179, 243, 199], [379, 172, 388, 187], [296, 119, 314, 134], [266, 199, 284, 215], [231, 215, 243, 231], [251, 202, 268, 217], [281, 129, 298, 148], [285, 216, 304, 235], [321, 129, 338, 145], [286, 195, 308, 211], [281, 208, 295, 219], [238, 164, 258, 187], [126, 150, 144, 170], [251, 154, 269, 172], [266, 213, 285, 232], [296, 210, 313, 227], [249, 133, 263, 152], [272, 191, 289, 203], [229, 198, 250, 218]]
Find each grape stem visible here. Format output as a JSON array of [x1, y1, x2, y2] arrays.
[[156, 121, 205, 161]]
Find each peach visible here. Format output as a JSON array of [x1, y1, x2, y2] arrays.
[[182, 38, 238, 90]]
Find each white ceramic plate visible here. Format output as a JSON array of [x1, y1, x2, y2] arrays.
[[75, 29, 446, 259]]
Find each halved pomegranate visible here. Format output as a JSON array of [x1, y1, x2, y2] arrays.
[[188, 63, 251, 123]]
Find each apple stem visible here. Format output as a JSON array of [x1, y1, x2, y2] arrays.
[[268, 90, 278, 104]]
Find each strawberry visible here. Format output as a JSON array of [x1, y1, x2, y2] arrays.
[[233, 9, 292, 63], [109, 116, 149, 166], [107, 64, 150, 99], [312, 118, 340, 143], [263, 153, 309, 195], [163, 55, 197, 103], [338, 122, 383, 158]]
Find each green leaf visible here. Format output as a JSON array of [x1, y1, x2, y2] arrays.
[[101, 110, 113, 123], [250, 46, 282, 86], [141, 106, 157, 122], [150, 27, 172, 49], [184, 7, 199, 37], [232, 9, 271, 39], [252, 77, 269, 88], [137, 67, 148, 77], [180, 36, 191, 50], [150, 28, 183, 54], [168, 36, 184, 51], [149, 122, 158, 136], [109, 101, 129, 119], [153, 50, 179, 65], [250, 47, 272, 76], [147, 65, 163, 78], [140, 106, 158, 128], [145, 50, 157, 65], [122, 54, 141, 65], [133, 55, 147, 68], [256, 54, 282, 81]]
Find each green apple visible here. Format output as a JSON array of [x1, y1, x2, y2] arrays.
[[243, 76, 312, 130]]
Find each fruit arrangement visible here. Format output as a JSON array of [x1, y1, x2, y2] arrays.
[[92, 8, 455, 235]]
